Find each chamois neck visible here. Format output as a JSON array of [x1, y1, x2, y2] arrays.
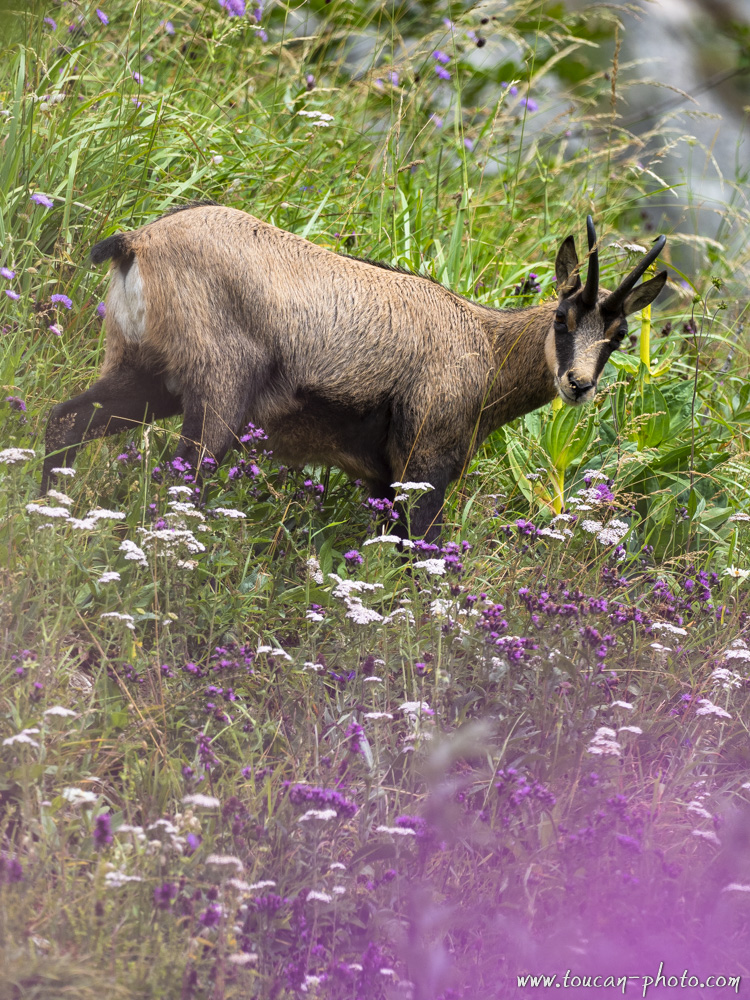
[[474, 298, 558, 432]]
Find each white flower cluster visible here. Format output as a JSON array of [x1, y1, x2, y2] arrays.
[[26, 502, 125, 531], [413, 558, 446, 576], [100, 611, 135, 630], [710, 666, 744, 691], [0, 447, 35, 464], [306, 556, 324, 584], [120, 539, 148, 567], [586, 726, 621, 757], [695, 698, 732, 719], [137, 525, 206, 567], [297, 110, 334, 127], [329, 573, 385, 626]]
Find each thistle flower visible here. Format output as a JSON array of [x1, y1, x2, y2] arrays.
[[93, 813, 113, 848], [154, 881, 179, 909], [287, 785, 357, 818], [0, 853, 24, 883], [50, 293, 73, 309], [199, 904, 222, 927]]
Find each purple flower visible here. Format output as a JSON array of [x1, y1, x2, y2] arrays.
[[0, 853, 23, 884], [154, 881, 179, 909], [31, 193, 54, 208], [219, 0, 246, 14], [389, 70, 399, 85], [1, 267, 15, 280], [520, 96, 538, 112], [4, 290, 19, 301], [50, 293, 73, 309], [97, 301, 106, 318], [464, 137, 474, 152], [199, 904, 222, 927], [287, 784, 358, 818], [433, 50, 450, 64], [345, 720, 364, 754], [435, 65, 451, 81], [185, 832, 201, 854], [43, 16, 57, 29], [160, 20, 175, 34], [96, 9, 108, 25], [306, 73, 315, 90], [344, 549, 363, 569], [93, 813, 113, 848], [501, 82, 518, 96], [5, 396, 26, 412], [49, 324, 62, 336], [132, 71, 143, 85]]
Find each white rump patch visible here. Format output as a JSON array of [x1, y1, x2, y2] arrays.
[[108, 260, 147, 343]]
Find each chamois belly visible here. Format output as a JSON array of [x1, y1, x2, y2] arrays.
[[255, 389, 393, 486]]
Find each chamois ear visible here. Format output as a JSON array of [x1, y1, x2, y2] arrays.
[[621, 270, 668, 316], [555, 235, 581, 297]]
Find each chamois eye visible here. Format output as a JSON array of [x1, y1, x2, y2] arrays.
[[554, 313, 568, 331]]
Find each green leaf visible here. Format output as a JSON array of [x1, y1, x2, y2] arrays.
[[635, 383, 670, 449]]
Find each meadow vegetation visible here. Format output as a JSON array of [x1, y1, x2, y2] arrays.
[[1, 1, 750, 997]]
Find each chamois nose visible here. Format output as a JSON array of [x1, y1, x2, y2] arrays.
[[567, 374, 594, 398]]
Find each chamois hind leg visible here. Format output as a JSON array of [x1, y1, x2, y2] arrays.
[[42, 367, 181, 493], [169, 386, 249, 480]]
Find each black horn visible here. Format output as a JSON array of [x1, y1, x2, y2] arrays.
[[602, 234, 667, 314], [581, 214, 599, 308]]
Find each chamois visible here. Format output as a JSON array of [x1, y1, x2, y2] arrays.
[[42, 207, 667, 541]]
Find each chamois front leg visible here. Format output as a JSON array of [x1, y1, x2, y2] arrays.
[[393, 467, 452, 544], [42, 367, 181, 493]]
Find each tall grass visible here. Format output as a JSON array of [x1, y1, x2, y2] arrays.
[[1, 1, 750, 998]]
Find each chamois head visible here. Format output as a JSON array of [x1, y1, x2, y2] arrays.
[[548, 216, 667, 406]]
